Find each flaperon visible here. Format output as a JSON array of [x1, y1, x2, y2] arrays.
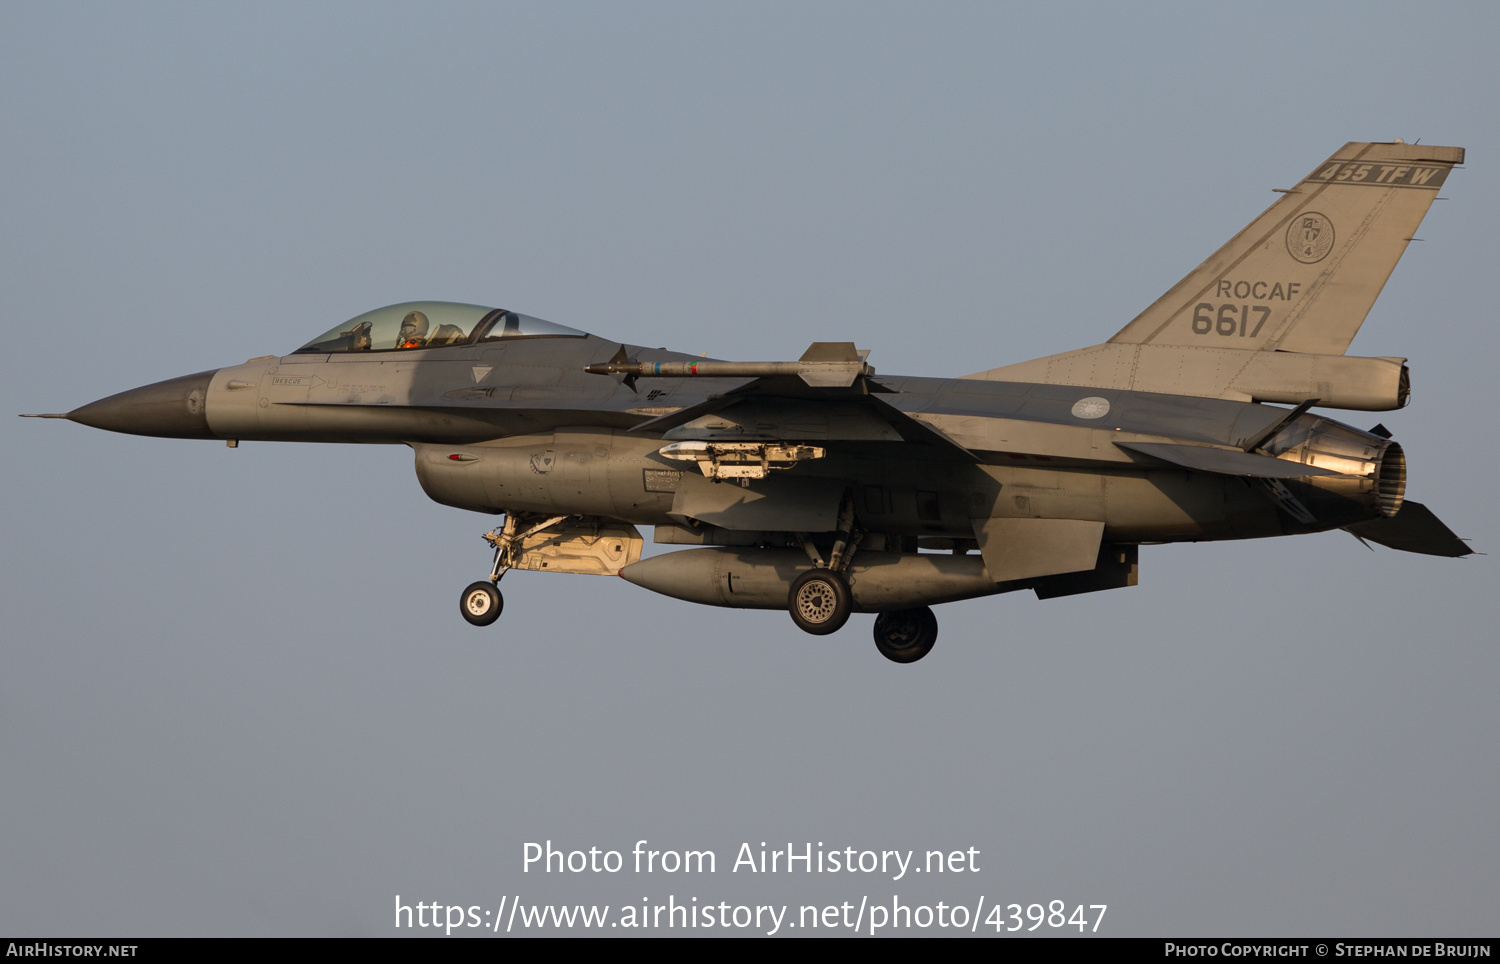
[[26, 141, 1472, 662]]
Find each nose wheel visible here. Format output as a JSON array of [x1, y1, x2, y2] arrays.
[[458, 513, 568, 626], [873, 606, 938, 663], [460, 581, 503, 626]]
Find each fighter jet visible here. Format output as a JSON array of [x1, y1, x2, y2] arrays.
[[26, 141, 1472, 662]]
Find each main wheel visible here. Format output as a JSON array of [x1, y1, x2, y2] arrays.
[[788, 569, 852, 635], [873, 606, 938, 663], [460, 581, 503, 626]]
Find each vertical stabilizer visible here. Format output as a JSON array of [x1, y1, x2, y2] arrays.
[[1107, 142, 1463, 355]]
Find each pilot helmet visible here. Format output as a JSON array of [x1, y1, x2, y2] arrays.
[[398, 310, 430, 348]]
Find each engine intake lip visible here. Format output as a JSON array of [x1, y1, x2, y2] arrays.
[[1376, 441, 1406, 518]]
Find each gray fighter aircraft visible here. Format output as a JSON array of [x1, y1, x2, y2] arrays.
[[26, 141, 1472, 662]]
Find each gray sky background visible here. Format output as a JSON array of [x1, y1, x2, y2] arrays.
[[3, 2, 1496, 937]]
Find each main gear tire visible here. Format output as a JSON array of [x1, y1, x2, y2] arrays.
[[873, 606, 938, 663], [460, 581, 504, 626], [788, 569, 852, 635]]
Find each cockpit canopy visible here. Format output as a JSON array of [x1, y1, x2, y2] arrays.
[[294, 302, 587, 354]]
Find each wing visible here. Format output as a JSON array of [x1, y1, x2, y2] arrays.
[[603, 342, 977, 461]]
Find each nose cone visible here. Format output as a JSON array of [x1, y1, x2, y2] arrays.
[[67, 370, 219, 439]]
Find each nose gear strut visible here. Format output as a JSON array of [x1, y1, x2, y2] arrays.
[[458, 513, 567, 629]]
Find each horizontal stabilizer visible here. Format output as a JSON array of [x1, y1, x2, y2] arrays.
[[1344, 501, 1472, 557], [1115, 441, 1340, 478]]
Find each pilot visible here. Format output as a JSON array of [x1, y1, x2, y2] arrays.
[[342, 320, 373, 351], [396, 310, 430, 349]]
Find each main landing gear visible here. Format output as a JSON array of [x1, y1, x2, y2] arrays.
[[787, 565, 940, 663], [788, 494, 861, 637], [872, 606, 938, 663], [785, 495, 937, 661], [789, 569, 852, 635]]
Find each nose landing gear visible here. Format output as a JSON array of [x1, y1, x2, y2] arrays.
[[456, 512, 564, 628], [460, 581, 503, 626]]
